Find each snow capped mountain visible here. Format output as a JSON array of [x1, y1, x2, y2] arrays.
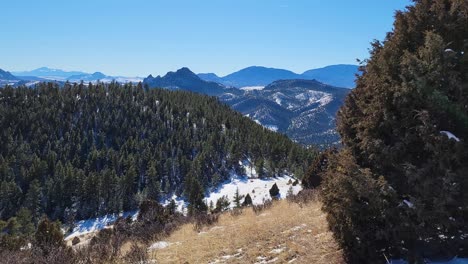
[[225, 79, 349, 145], [13, 67, 87, 80], [10, 67, 143, 84]]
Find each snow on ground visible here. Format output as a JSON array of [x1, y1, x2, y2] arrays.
[[240, 86, 265, 91], [161, 194, 188, 214], [65, 211, 138, 240], [253, 119, 279, 132], [263, 124, 279, 132], [205, 160, 301, 207], [205, 174, 300, 207], [440, 131, 460, 142], [66, 159, 300, 239], [148, 241, 172, 250]]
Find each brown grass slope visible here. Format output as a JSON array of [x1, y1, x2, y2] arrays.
[[149, 199, 344, 263]]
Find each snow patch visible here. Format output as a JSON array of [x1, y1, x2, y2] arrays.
[[205, 169, 301, 208], [240, 86, 265, 91], [65, 211, 138, 240], [403, 200, 414, 208], [440, 131, 460, 142], [148, 241, 171, 250]]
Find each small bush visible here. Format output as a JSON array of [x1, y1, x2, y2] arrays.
[[194, 213, 219, 231], [252, 199, 273, 215], [124, 243, 148, 264], [287, 189, 318, 206], [269, 183, 280, 199], [230, 208, 243, 217]]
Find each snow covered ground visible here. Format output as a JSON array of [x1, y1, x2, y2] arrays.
[[240, 86, 265, 91], [205, 174, 301, 208], [65, 211, 138, 240], [65, 159, 301, 240]]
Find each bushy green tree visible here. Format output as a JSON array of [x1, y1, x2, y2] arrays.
[[324, 0, 468, 262]]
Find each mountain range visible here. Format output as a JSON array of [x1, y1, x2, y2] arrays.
[[1, 64, 356, 145], [11, 67, 143, 83], [144, 67, 350, 145], [198, 64, 359, 88]]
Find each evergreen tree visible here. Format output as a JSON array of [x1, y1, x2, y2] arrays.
[[215, 195, 230, 212], [269, 183, 280, 198], [324, 0, 468, 262], [186, 176, 207, 215], [242, 193, 253, 206], [233, 187, 244, 208]]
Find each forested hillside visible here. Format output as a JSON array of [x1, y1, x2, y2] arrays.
[[0, 82, 312, 223]]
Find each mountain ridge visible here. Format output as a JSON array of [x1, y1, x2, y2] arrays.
[[198, 64, 359, 88], [144, 67, 349, 145]]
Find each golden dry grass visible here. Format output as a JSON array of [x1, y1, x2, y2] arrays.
[[148, 199, 344, 264]]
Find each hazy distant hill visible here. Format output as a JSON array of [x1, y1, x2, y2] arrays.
[[0, 69, 19, 81], [198, 64, 359, 88], [144, 67, 240, 96], [13, 67, 87, 80], [301, 64, 359, 88]]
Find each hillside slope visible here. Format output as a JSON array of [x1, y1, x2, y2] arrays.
[[145, 68, 350, 145], [0, 82, 312, 222], [149, 199, 343, 263]]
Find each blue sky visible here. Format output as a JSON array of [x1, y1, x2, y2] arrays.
[[2, 0, 411, 77]]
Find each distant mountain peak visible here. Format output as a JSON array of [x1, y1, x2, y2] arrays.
[[0, 69, 19, 81], [144, 67, 235, 96], [197, 64, 359, 88]]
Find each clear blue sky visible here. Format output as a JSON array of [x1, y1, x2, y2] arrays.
[[2, 0, 411, 77]]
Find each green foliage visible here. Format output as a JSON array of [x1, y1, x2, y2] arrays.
[[186, 176, 207, 215], [302, 148, 336, 189], [321, 150, 399, 263], [0, 82, 312, 221], [215, 195, 230, 212], [34, 217, 64, 252], [232, 187, 244, 208], [325, 0, 468, 262]]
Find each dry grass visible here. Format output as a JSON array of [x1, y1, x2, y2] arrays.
[[149, 199, 344, 263]]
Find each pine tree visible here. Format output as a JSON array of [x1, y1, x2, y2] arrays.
[[186, 176, 207, 215], [233, 187, 244, 208], [325, 0, 468, 262]]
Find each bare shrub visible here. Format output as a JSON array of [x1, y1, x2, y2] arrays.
[[252, 199, 273, 214], [287, 189, 319, 207], [124, 243, 148, 264], [194, 213, 220, 232], [230, 207, 243, 217]]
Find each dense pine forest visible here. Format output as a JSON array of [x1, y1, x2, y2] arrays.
[[0, 82, 313, 223]]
